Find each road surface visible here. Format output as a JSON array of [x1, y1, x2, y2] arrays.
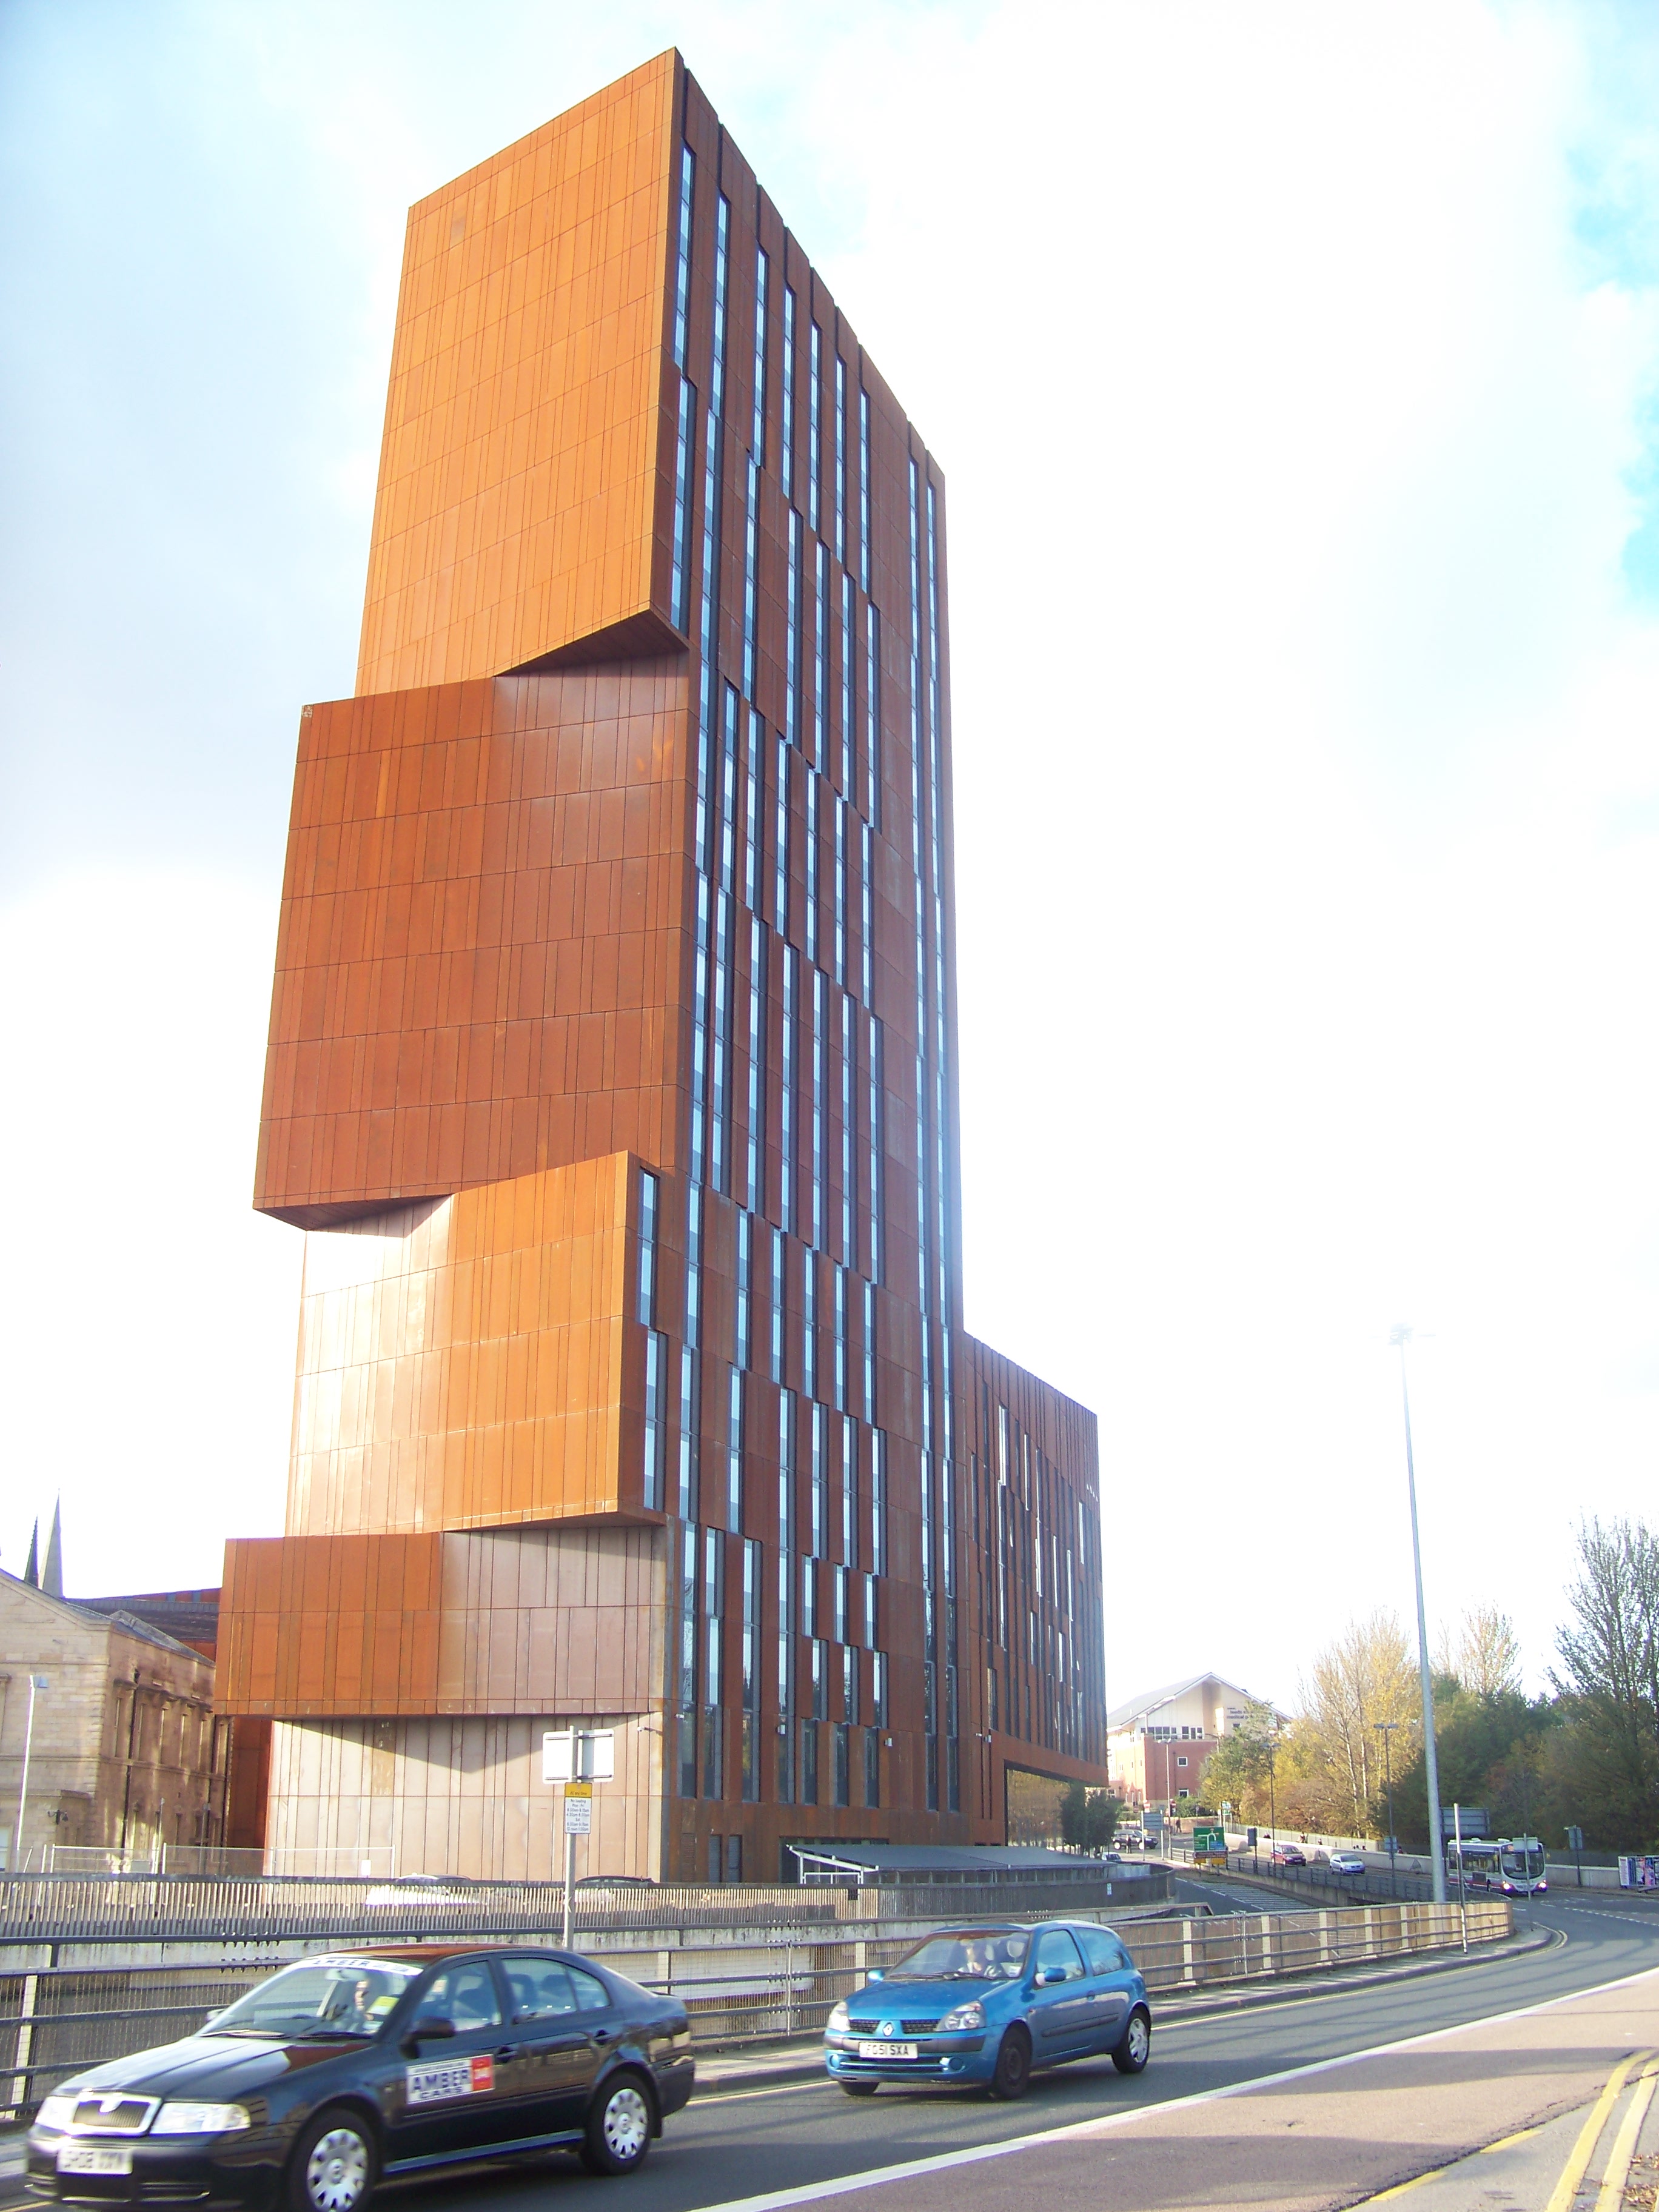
[[365, 1883, 1659, 2212]]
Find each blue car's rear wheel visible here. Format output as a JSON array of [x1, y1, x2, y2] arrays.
[[988, 2026, 1031, 2100], [1112, 2008, 1151, 2075]]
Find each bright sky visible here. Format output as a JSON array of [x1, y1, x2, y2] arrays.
[[4, 0, 1658, 1712]]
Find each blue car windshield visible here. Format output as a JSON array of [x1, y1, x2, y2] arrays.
[[886, 1932, 1029, 1981]]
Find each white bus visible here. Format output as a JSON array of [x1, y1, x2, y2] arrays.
[[1446, 1834, 1547, 1896]]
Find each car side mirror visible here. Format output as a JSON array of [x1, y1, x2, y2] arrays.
[[401, 2019, 455, 2056], [1037, 1967, 1066, 1986], [203, 2009, 225, 2025], [866, 1969, 883, 1982]]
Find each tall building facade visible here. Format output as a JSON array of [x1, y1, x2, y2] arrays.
[[219, 52, 1108, 1881]]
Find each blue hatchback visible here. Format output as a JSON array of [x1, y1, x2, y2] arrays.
[[823, 1921, 1151, 2100]]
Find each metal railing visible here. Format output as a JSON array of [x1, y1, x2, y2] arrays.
[[0, 1894, 1509, 2119], [0, 1865, 1167, 1946]]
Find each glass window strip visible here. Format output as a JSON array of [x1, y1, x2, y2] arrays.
[[751, 247, 768, 464], [781, 286, 796, 501]]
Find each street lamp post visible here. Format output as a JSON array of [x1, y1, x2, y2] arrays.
[[1391, 1327, 1446, 1905], [1375, 1721, 1399, 1895]]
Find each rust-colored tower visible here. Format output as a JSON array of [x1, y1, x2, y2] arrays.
[[220, 52, 1108, 1880]]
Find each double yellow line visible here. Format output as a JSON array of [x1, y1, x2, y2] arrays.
[[1546, 2046, 1659, 2212], [1356, 2046, 1659, 2207]]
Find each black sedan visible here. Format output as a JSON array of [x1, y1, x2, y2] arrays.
[[26, 1944, 695, 2211]]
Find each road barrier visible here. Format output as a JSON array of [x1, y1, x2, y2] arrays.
[[0, 1865, 1164, 1948], [0, 1890, 1506, 2120]]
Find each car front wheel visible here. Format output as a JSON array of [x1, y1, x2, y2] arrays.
[[289, 2108, 378, 2212], [988, 2026, 1031, 2100], [580, 2072, 654, 2176], [1112, 2008, 1151, 2076], [839, 2080, 878, 2096]]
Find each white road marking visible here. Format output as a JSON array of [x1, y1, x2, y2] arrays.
[[686, 1962, 1659, 2212]]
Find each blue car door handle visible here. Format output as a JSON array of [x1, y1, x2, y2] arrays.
[[591, 2028, 612, 2044]]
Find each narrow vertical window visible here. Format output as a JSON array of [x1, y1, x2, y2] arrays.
[[686, 1182, 703, 1349], [776, 1387, 796, 1805], [840, 1410, 857, 1567], [751, 247, 768, 464], [810, 968, 825, 1252], [808, 321, 822, 534], [670, 378, 697, 634], [832, 1265, 847, 1414], [735, 1210, 752, 1370], [809, 1399, 826, 1553], [833, 800, 847, 989], [840, 574, 855, 794], [677, 1346, 699, 1521], [860, 821, 874, 1008], [871, 1428, 887, 1576], [802, 1250, 817, 1404], [770, 1226, 785, 1383], [858, 384, 871, 592], [865, 605, 880, 826], [774, 736, 790, 937], [742, 455, 759, 700], [804, 768, 820, 968], [780, 943, 797, 1235], [814, 543, 829, 763], [672, 146, 694, 374], [839, 991, 854, 1265], [726, 1366, 744, 1535], [866, 1011, 883, 1285], [834, 354, 847, 566], [703, 1530, 725, 1798], [745, 916, 765, 1212], [744, 710, 762, 912], [741, 1537, 761, 1802], [643, 1329, 666, 1510], [712, 196, 731, 415], [785, 511, 801, 746], [862, 1278, 876, 1421], [782, 286, 796, 501], [636, 1171, 659, 1324], [677, 1524, 699, 1795]]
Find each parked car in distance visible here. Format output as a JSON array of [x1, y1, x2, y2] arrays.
[[574, 1875, 659, 1890], [27, 1944, 694, 2212], [1270, 1845, 1307, 1868], [1327, 1852, 1367, 1875], [823, 1921, 1151, 2100]]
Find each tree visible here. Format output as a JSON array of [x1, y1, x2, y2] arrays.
[[1201, 1700, 1279, 1823], [1548, 1517, 1659, 1848], [1296, 1610, 1419, 1836], [1060, 1781, 1122, 1854], [1441, 1606, 1523, 1700]]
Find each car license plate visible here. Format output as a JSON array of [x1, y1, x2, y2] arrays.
[[857, 2039, 916, 2060], [58, 2147, 133, 2175]]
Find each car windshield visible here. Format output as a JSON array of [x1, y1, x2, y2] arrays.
[[886, 1931, 1029, 1982], [210, 1959, 423, 2040]]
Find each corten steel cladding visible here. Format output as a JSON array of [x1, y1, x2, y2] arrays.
[[228, 49, 1107, 1879]]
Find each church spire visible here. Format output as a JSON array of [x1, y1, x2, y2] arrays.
[[42, 1498, 62, 1598], [22, 1518, 39, 1587]]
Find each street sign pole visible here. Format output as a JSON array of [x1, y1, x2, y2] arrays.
[[561, 1781, 593, 1946]]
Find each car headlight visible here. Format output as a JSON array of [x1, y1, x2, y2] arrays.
[[939, 2000, 985, 2033], [36, 2095, 79, 2132], [826, 2002, 850, 2034], [152, 2103, 252, 2136]]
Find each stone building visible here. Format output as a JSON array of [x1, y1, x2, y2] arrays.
[[0, 1570, 228, 1871]]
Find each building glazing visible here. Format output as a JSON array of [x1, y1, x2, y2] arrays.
[[219, 51, 1108, 1880]]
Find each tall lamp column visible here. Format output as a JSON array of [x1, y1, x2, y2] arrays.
[[1391, 1327, 1445, 1905]]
